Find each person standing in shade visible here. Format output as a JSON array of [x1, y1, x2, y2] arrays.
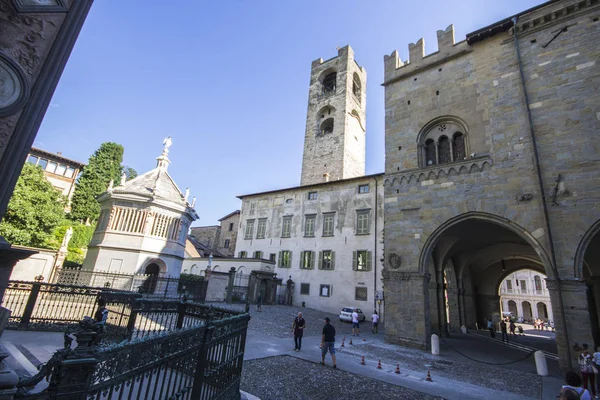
[[580, 344, 598, 398], [257, 294, 262, 312], [351, 309, 360, 336], [292, 312, 306, 351], [371, 311, 379, 334], [320, 317, 337, 368], [500, 319, 509, 343], [487, 318, 495, 338], [593, 346, 600, 394]]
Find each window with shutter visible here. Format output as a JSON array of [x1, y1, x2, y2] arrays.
[[356, 250, 369, 271]]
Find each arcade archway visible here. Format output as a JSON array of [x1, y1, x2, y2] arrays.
[[420, 213, 552, 337]]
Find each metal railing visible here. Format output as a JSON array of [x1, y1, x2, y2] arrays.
[[52, 268, 207, 301], [9, 282, 250, 400]]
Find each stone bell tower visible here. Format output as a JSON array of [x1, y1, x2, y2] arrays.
[[300, 45, 367, 186]]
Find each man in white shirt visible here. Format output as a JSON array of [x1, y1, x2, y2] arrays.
[[372, 311, 380, 334], [352, 309, 360, 336]]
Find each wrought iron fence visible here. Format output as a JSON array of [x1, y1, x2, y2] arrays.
[[3, 281, 122, 330], [12, 297, 250, 400], [51, 268, 207, 301]]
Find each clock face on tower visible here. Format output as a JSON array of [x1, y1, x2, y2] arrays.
[[0, 53, 28, 117]]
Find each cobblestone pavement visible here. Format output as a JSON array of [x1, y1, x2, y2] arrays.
[[232, 303, 543, 399], [240, 356, 443, 400]]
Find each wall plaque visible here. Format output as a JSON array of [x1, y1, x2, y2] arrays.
[[388, 253, 401, 269]]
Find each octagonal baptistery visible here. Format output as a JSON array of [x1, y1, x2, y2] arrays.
[[81, 141, 198, 279]]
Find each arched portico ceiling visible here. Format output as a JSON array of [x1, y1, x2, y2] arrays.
[[420, 212, 553, 278]]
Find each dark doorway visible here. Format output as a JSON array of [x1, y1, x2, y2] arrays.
[[141, 263, 160, 294]]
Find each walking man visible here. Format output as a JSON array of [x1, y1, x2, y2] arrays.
[[320, 317, 337, 368], [292, 312, 306, 351], [487, 318, 495, 338], [371, 311, 379, 334], [509, 320, 516, 337], [257, 294, 262, 312], [352, 309, 360, 336], [500, 319, 509, 343]]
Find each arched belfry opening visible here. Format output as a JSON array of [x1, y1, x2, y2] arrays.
[[321, 71, 337, 96]]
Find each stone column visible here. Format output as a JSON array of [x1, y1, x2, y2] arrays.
[[286, 277, 293, 305], [225, 267, 236, 303], [547, 279, 591, 372], [428, 279, 440, 335], [591, 277, 600, 334], [446, 287, 461, 333], [382, 269, 430, 350], [435, 269, 448, 336]]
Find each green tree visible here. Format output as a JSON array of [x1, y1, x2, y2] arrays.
[[0, 163, 65, 247], [49, 221, 96, 264], [123, 165, 138, 181], [70, 142, 124, 223]]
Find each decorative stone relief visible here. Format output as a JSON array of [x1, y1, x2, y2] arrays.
[[388, 253, 401, 269], [0, 52, 28, 117]]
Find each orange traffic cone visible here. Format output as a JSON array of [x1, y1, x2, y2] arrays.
[[377, 360, 382, 369], [395, 364, 400, 374], [349, 338, 353, 345], [341, 337, 345, 348], [426, 371, 433, 382], [360, 356, 365, 365]]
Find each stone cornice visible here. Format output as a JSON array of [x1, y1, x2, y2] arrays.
[[382, 269, 428, 281], [384, 156, 492, 186]]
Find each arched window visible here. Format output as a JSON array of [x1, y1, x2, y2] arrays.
[[417, 117, 470, 167], [452, 132, 466, 161], [322, 72, 336, 96], [224, 239, 230, 248], [320, 118, 334, 135], [352, 72, 361, 101], [438, 136, 451, 164], [424, 139, 436, 166]]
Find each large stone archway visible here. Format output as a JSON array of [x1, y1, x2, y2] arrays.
[[383, 211, 579, 370]]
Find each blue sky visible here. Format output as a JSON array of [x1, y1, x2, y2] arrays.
[[34, 0, 542, 226]]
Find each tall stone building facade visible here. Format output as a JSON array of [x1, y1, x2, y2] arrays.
[[300, 46, 367, 186], [235, 46, 384, 315], [382, 0, 599, 371], [189, 210, 240, 257]]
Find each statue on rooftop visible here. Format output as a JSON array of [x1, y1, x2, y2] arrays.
[[162, 136, 173, 155]]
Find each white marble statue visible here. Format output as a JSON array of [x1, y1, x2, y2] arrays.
[[162, 136, 173, 154], [60, 227, 73, 251]]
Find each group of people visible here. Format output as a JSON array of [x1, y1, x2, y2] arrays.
[[290, 309, 380, 368], [487, 318, 521, 343], [533, 318, 554, 331], [563, 343, 600, 399]]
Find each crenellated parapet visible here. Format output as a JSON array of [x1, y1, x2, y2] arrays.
[[383, 24, 471, 85]]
